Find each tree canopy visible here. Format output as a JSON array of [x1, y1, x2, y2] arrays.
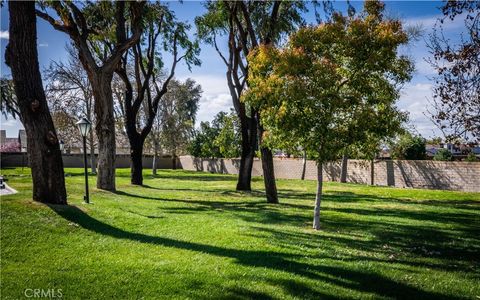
[[243, 0, 413, 229]]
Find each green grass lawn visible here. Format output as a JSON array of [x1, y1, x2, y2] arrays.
[[1, 168, 479, 299]]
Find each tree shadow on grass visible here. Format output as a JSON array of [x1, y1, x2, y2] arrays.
[[250, 223, 480, 274], [114, 189, 313, 210], [113, 190, 312, 225], [325, 191, 480, 208], [111, 189, 480, 232], [224, 287, 276, 300], [147, 172, 246, 182], [329, 206, 479, 231], [48, 204, 457, 299]]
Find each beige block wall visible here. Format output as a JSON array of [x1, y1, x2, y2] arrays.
[[179, 156, 480, 192]]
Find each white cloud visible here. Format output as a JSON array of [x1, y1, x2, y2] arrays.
[[398, 82, 442, 138], [178, 74, 234, 124], [0, 30, 9, 40], [179, 74, 230, 96], [1, 119, 19, 127], [197, 93, 233, 123], [414, 58, 436, 76], [0, 116, 24, 137], [38, 43, 49, 47], [403, 14, 465, 32]]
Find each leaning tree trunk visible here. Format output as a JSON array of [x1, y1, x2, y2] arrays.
[[5, 1, 67, 204], [91, 74, 116, 191], [313, 161, 324, 230], [258, 116, 278, 203], [129, 136, 144, 186], [340, 154, 348, 183], [236, 112, 256, 191], [260, 146, 278, 203], [89, 129, 96, 174]]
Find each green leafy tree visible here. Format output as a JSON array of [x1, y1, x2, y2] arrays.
[[213, 110, 241, 158], [157, 79, 202, 169], [188, 121, 221, 159], [244, 1, 413, 229], [390, 133, 426, 160], [188, 110, 241, 158]]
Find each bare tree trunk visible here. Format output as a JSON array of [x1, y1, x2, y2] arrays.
[[236, 112, 256, 191], [130, 137, 144, 185], [340, 154, 348, 183], [172, 152, 177, 170], [301, 149, 307, 180], [260, 146, 278, 203], [237, 148, 254, 190], [313, 161, 323, 230], [89, 129, 96, 174], [258, 117, 278, 203], [5, 1, 67, 204], [91, 74, 116, 191], [370, 159, 375, 186]]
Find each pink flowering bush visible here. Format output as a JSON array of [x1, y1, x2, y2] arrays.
[[0, 141, 21, 152]]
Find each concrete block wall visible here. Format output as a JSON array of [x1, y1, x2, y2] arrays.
[[179, 156, 480, 192], [0, 153, 177, 169]]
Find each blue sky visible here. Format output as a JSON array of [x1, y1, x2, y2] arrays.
[[0, 1, 467, 139]]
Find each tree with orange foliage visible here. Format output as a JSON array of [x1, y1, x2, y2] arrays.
[[244, 1, 413, 230]]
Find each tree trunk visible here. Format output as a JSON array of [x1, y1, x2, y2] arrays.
[[340, 154, 348, 183], [5, 1, 67, 204], [89, 129, 96, 174], [313, 161, 323, 230], [236, 112, 256, 191], [237, 147, 254, 190], [258, 115, 278, 203], [172, 153, 177, 170], [152, 152, 157, 175], [91, 74, 116, 191], [301, 149, 307, 180], [130, 138, 144, 185], [260, 146, 278, 203], [370, 159, 375, 186]]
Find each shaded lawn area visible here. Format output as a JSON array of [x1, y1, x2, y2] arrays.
[[1, 168, 479, 299]]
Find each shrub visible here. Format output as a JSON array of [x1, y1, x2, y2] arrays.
[[465, 152, 478, 162], [0, 141, 20, 152], [433, 148, 453, 161]]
